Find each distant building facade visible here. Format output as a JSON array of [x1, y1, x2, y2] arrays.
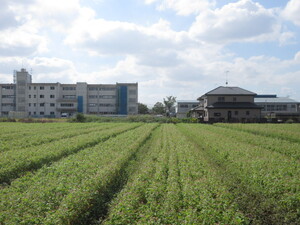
[[176, 100, 199, 118], [193, 86, 261, 122], [255, 95, 300, 121], [0, 69, 138, 118]]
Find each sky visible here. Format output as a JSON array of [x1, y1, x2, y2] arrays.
[[0, 0, 300, 106]]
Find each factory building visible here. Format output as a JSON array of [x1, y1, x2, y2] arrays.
[[0, 69, 138, 118]]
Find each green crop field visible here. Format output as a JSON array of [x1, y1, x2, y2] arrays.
[[0, 123, 299, 224]]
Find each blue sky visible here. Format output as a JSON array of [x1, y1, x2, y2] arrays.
[[0, 0, 299, 105]]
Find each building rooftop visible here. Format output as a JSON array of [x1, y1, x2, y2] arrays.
[[204, 86, 257, 96]]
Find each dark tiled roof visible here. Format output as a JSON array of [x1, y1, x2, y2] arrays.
[[205, 86, 256, 96], [207, 102, 262, 109]]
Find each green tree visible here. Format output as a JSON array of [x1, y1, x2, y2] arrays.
[[152, 102, 165, 115], [138, 103, 149, 114], [163, 96, 176, 116]]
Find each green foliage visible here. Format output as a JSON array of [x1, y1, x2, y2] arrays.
[[75, 113, 86, 122], [152, 102, 166, 115], [0, 123, 299, 224], [138, 103, 149, 114]]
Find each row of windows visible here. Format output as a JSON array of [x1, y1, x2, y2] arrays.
[[29, 111, 55, 115], [1, 103, 15, 107], [213, 111, 250, 117], [2, 95, 14, 98], [63, 95, 76, 99], [88, 103, 116, 107], [179, 104, 198, 108], [261, 104, 296, 111], [88, 87, 116, 91], [29, 95, 55, 99], [29, 103, 55, 107], [29, 86, 55, 90], [61, 103, 74, 107], [2, 86, 14, 90], [62, 87, 76, 91], [88, 95, 116, 99]]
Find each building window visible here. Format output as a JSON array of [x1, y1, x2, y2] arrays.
[[50, 103, 55, 107], [129, 98, 136, 103], [33, 112, 36, 115], [34, 103, 36, 107], [129, 90, 136, 95], [214, 112, 221, 117], [62, 87, 76, 91], [2, 103, 15, 107], [129, 107, 136, 112], [101, 87, 116, 91], [40, 112, 44, 115], [99, 95, 116, 99], [50, 112, 55, 115], [89, 87, 98, 91], [218, 97, 225, 102], [40, 86, 44, 90], [28, 86, 31, 90], [246, 111, 250, 115], [50, 86, 55, 90], [29, 103, 31, 107], [89, 95, 98, 99], [2, 95, 14, 98], [89, 103, 97, 107], [34, 95, 36, 98], [63, 95, 76, 99], [2, 86, 14, 90], [40, 103, 45, 107], [233, 97, 237, 102], [192, 104, 198, 108], [40, 95, 44, 98], [29, 112, 31, 115], [234, 111, 238, 115], [180, 104, 189, 108], [61, 103, 74, 107], [29, 95, 31, 98], [34, 86, 36, 90], [50, 95, 55, 98]]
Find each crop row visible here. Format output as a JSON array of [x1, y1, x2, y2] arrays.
[[208, 124, 300, 160], [0, 124, 158, 224], [178, 124, 300, 224], [0, 123, 120, 152], [103, 124, 245, 224], [215, 123, 300, 143], [0, 123, 140, 184]]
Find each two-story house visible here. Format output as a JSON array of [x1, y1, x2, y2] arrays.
[[195, 86, 262, 122]]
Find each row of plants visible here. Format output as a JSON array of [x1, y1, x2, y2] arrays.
[[103, 124, 245, 224], [0, 123, 140, 184], [178, 124, 300, 224], [0, 123, 120, 152], [215, 123, 300, 143], [0, 124, 158, 224], [211, 124, 300, 160]]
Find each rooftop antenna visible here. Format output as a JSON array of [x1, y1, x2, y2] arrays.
[[225, 70, 229, 86]]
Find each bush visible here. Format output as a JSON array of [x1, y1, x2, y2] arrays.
[[75, 113, 86, 122]]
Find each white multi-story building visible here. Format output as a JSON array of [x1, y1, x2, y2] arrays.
[[0, 69, 138, 118], [176, 100, 199, 118]]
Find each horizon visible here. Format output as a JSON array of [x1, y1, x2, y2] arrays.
[[0, 0, 299, 105]]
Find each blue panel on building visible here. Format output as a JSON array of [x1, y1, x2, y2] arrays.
[[77, 96, 83, 113], [118, 86, 127, 115]]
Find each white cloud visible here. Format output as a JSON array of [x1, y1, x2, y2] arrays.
[[145, 0, 215, 16], [282, 0, 300, 26], [189, 0, 282, 43]]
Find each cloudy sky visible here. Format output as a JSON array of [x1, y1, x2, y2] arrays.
[[0, 0, 300, 105]]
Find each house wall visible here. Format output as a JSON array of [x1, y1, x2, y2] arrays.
[[206, 95, 254, 106], [205, 108, 261, 122]]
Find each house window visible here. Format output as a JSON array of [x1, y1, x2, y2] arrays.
[[234, 111, 238, 115], [233, 97, 237, 102], [218, 97, 225, 102], [214, 113, 221, 117], [40, 95, 44, 98], [180, 104, 189, 108], [246, 111, 250, 115]]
